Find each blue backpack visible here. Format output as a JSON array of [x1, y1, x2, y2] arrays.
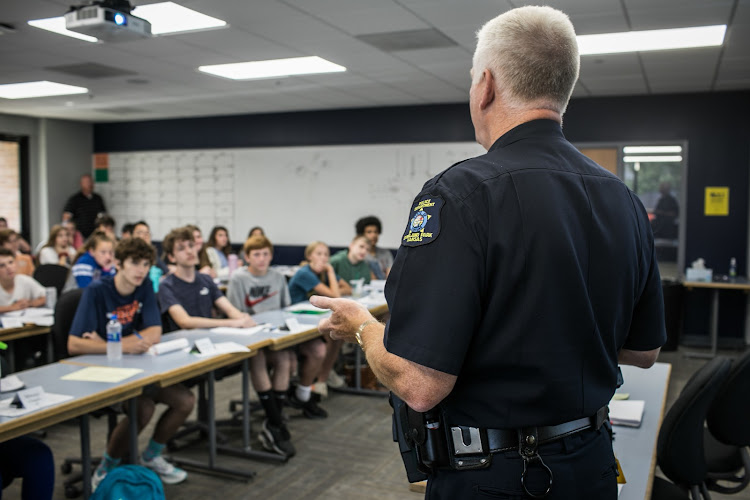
[[90, 465, 165, 500]]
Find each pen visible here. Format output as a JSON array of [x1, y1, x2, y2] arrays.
[[134, 331, 143, 340]]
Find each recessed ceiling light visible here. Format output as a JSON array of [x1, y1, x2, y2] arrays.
[[623, 146, 683, 154], [28, 17, 98, 43], [0, 81, 89, 99], [199, 56, 346, 80], [578, 25, 726, 55], [623, 155, 683, 163], [132, 2, 226, 35]]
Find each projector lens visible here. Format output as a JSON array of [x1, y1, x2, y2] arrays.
[[114, 13, 126, 25]]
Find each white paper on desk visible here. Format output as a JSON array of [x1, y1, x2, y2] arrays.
[[609, 399, 645, 427], [61, 366, 144, 383], [209, 324, 271, 335], [0, 391, 73, 417], [19, 307, 54, 317], [0, 317, 24, 329], [0, 375, 24, 393], [26, 316, 54, 327], [147, 337, 190, 356], [192, 342, 250, 358], [356, 292, 386, 306]]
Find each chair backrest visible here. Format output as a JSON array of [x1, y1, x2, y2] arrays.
[[51, 288, 84, 360], [657, 356, 732, 488], [706, 351, 750, 446], [33, 264, 70, 297]]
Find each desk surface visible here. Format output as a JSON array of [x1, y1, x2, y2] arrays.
[[0, 324, 51, 342], [613, 362, 671, 500], [683, 278, 750, 290]]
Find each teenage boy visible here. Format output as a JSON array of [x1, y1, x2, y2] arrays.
[[0, 229, 34, 277], [355, 215, 393, 279], [94, 214, 117, 241], [228, 236, 327, 423], [329, 235, 373, 286], [67, 237, 194, 490], [132, 220, 170, 291], [0, 248, 46, 313]]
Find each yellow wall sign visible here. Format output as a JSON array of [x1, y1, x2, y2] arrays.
[[705, 187, 729, 216]]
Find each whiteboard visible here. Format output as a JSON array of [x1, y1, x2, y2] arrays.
[[98, 142, 486, 248]]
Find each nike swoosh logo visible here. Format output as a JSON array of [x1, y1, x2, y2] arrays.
[[246, 291, 278, 307]]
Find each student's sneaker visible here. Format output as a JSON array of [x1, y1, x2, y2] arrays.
[[287, 389, 328, 419], [326, 370, 346, 388], [258, 419, 296, 457], [91, 464, 108, 492], [141, 454, 188, 484], [312, 381, 328, 398]]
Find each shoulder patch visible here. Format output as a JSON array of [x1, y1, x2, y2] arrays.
[[401, 195, 444, 247]]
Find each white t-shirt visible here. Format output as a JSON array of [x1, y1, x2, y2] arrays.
[[0, 275, 47, 307], [38, 246, 76, 266]]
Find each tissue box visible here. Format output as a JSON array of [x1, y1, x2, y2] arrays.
[[686, 268, 713, 282]]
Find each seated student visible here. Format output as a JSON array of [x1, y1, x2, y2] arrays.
[[63, 220, 84, 250], [247, 226, 265, 239], [0, 355, 55, 500], [227, 236, 323, 435], [205, 225, 234, 279], [0, 248, 46, 313], [0, 218, 31, 255], [288, 241, 350, 304], [68, 231, 116, 290], [184, 225, 214, 277], [38, 224, 77, 267], [121, 222, 135, 240], [94, 214, 117, 241], [132, 221, 170, 292], [355, 216, 393, 279], [329, 235, 373, 286], [0, 230, 34, 277], [67, 237, 194, 490]]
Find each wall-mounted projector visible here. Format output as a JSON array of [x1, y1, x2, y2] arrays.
[[65, 1, 151, 42]]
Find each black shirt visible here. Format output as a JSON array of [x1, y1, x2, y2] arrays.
[[383, 119, 666, 429], [63, 192, 106, 238]]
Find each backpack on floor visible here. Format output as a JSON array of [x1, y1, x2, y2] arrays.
[[90, 465, 165, 500]]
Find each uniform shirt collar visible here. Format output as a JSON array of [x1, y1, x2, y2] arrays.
[[488, 119, 564, 152]]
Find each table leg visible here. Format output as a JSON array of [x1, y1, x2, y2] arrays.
[[128, 398, 138, 463], [80, 414, 91, 499], [685, 289, 720, 359]]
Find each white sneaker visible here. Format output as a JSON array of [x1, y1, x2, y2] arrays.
[[91, 464, 108, 492], [312, 381, 328, 398], [326, 370, 346, 388], [141, 454, 187, 484]]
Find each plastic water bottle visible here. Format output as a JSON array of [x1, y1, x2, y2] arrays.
[[45, 286, 57, 309], [228, 254, 238, 276], [106, 313, 123, 361], [729, 257, 737, 278]]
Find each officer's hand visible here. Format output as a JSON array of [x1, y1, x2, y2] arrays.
[[310, 296, 373, 342]]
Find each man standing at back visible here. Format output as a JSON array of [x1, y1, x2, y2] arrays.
[[312, 6, 665, 499], [63, 174, 107, 239]]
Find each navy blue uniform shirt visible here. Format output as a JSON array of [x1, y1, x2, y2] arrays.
[[383, 119, 666, 429]]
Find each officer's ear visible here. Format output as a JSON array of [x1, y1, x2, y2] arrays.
[[479, 69, 496, 110]]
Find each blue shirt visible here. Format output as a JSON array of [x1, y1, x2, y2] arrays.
[[69, 276, 160, 339], [72, 252, 116, 288], [158, 273, 223, 332], [288, 265, 329, 304]]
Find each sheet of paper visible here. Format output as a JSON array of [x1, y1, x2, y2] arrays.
[[28, 316, 54, 327], [209, 324, 271, 335], [20, 307, 54, 317], [1, 317, 24, 329], [192, 342, 250, 358], [61, 366, 144, 383], [609, 399, 645, 427], [285, 302, 328, 314], [148, 337, 190, 356], [0, 392, 74, 417]]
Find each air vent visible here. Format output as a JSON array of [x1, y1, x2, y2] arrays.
[[76, 7, 99, 20], [46, 63, 137, 79], [356, 28, 457, 52], [95, 106, 148, 115]]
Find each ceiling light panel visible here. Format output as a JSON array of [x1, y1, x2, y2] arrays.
[[199, 56, 346, 80], [132, 2, 227, 35], [27, 17, 98, 43], [578, 25, 726, 55], [0, 81, 89, 99]]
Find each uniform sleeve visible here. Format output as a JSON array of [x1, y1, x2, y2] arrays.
[[226, 275, 245, 311], [622, 215, 667, 351], [384, 188, 484, 376], [69, 286, 100, 337], [138, 283, 161, 329], [157, 279, 178, 314]]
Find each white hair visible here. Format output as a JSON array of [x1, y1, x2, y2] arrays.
[[473, 5, 580, 115]]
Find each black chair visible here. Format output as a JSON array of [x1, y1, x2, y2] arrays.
[[33, 264, 69, 298], [53, 289, 119, 499], [703, 351, 750, 494], [652, 356, 732, 500]]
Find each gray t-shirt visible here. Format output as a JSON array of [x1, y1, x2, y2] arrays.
[[227, 267, 291, 314], [365, 247, 394, 279], [0, 275, 46, 307]]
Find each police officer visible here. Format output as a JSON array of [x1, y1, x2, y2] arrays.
[[312, 6, 665, 499]]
